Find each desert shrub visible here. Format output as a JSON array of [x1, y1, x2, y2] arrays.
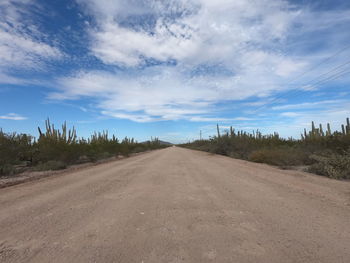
[[308, 151, 350, 179], [180, 118, 350, 179], [0, 164, 16, 176], [131, 146, 147, 153], [0, 119, 169, 176], [0, 131, 33, 175], [248, 147, 309, 167], [93, 152, 113, 162], [34, 160, 67, 171]]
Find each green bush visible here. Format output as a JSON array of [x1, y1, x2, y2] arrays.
[[34, 160, 67, 171], [248, 147, 309, 167], [0, 119, 169, 176], [180, 118, 350, 179], [308, 151, 350, 179], [0, 164, 16, 176]]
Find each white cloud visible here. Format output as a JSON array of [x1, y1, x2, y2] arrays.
[[54, 0, 313, 122], [79, 0, 303, 70], [188, 116, 254, 122], [101, 111, 157, 123], [0, 29, 62, 69], [46, 0, 350, 124], [51, 68, 213, 122], [0, 113, 27, 120], [272, 99, 345, 110], [90, 20, 197, 67], [52, 66, 297, 122], [280, 112, 300, 117], [0, 0, 32, 26], [0, 0, 62, 70], [0, 72, 26, 85], [270, 106, 350, 138]]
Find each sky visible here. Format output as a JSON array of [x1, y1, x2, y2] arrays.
[[0, 0, 350, 143]]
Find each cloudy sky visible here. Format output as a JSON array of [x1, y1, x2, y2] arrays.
[[1, 0, 350, 142]]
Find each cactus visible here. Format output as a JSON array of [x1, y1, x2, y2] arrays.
[[38, 118, 76, 144], [319, 124, 323, 136], [216, 124, 221, 138], [326, 123, 331, 136], [303, 118, 350, 138], [311, 121, 316, 135], [230, 126, 234, 137]]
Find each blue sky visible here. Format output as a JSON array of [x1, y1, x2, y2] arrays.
[[0, 0, 350, 143]]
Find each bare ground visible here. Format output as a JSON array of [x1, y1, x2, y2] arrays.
[[0, 147, 349, 262]]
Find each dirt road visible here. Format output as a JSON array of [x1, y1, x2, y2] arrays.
[[0, 147, 349, 262]]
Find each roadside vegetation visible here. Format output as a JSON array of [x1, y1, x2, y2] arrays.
[[180, 118, 350, 180], [0, 119, 169, 176]]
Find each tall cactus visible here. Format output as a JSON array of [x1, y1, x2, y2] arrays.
[[326, 123, 331, 136], [216, 124, 221, 138], [319, 124, 324, 136], [304, 118, 350, 138], [230, 126, 234, 137], [311, 121, 316, 136], [38, 118, 77, 144]]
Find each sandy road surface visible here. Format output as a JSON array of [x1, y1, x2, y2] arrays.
[[0, 147, 349, 262]]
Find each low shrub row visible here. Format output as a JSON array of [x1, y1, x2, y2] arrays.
[[180, 119, 350, 180], [0, 119, 169, 176]]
